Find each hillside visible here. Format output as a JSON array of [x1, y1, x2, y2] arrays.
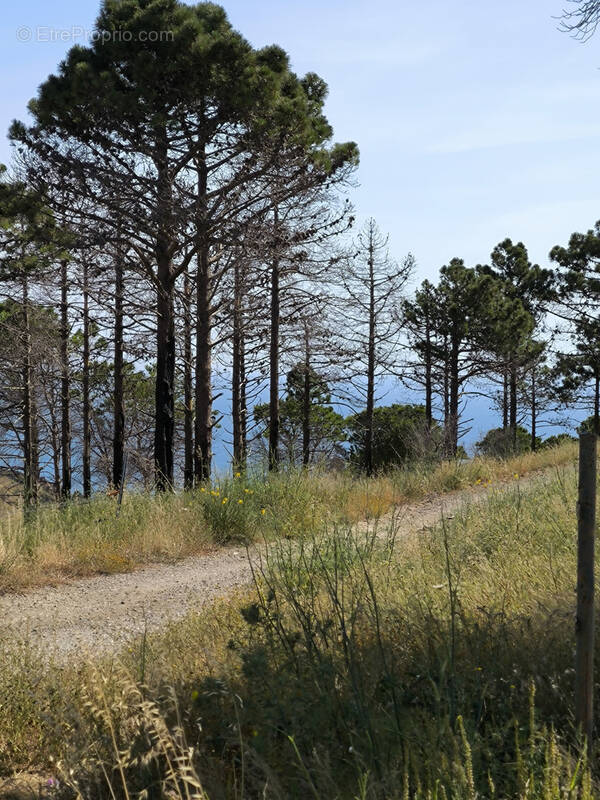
[[0, 441, 593, 799]]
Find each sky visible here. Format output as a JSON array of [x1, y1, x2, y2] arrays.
[[1, 0, 599, 456]]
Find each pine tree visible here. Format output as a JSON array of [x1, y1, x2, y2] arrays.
[[12, 1, 358, 487], [477, 239, 554, 448], [402, 280, 441, 433], [0, 177, 64, 512], [338, 219, 413, 475], [435, 259, 500, 456]]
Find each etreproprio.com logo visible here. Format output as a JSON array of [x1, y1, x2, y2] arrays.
[[16, 26, 174, 43]]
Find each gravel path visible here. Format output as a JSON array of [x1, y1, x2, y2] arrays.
[[0, 547, 251, 659], [0, 476, 551, 658]]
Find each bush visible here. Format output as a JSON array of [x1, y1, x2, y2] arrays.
[[542, 432, 577, 449], [346, 404, 442, 471], [578, 415, 600, 435], [476, 425, 538, 457]]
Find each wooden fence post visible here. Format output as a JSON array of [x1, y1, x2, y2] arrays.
[[576, 431, 597, 752]]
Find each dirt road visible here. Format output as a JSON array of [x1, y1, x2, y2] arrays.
[[0, 476, 550, 658]]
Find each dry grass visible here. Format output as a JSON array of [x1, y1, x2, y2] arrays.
[[0, 442, 578, 593], [0, 447, 595, 798], [339, 440, 578, 521]]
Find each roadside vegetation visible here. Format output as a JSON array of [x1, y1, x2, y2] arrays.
[[0, 440, 577, 593], [0, 442, 592, 798]]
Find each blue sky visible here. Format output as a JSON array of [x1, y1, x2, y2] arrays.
[[2, 0, 599, 276], [1, 0, 598, 455]]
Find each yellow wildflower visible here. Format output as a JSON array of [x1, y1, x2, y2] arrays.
[[260, 508, 266, 515], [235, 472, 241, 478], [222, 497, 228, 505], [238, 499, 243, 505]]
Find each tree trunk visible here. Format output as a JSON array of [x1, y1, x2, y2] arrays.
[[82, 259, 91, 498], [268, 205, 280, 472], [50, 411, 60, 499], [194, 148, 212, 483], [594, 373, 600, 435], [424, 321, 432, 431], [531, 366, 536, 452], [113, 252, 125, 490], [509, 359, 517, 451], [240, 326, 247, 468], [448, 338, 459, 458], [232, 259, 246, 473], [183, 268, 194, 489], [31, 391, 39, 502], [60, 258, 71, 500], [195, 259, 212, 482], [443, 334, 450, 442], [154, 131, 175, 491], [21, 273, 37, 515], [154, 276, 175, 490], [502, 368, 508, 430], [302, 322, 311, 468], [365, 232, 376, 477]]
